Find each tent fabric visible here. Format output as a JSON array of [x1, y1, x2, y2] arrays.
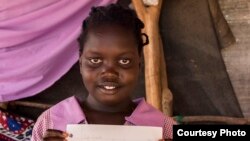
[[207, 0, 236, 49], [0, 0, 117, 102], [161, 0, 243, 117]]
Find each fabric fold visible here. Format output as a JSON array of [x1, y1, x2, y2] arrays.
[[0, 0, 117, 102]]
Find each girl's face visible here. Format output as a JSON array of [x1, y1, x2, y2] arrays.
[[80, 25, 141, 107]]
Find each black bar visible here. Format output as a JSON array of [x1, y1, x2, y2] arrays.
[[173, 125, 250, 141]]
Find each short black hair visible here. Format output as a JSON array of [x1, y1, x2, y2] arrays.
[[78, 4, 148, 55]]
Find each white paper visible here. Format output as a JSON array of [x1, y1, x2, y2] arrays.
[[66, 124, 162, 141]]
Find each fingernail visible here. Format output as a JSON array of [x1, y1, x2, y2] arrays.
[[63, 132, 69, 137]]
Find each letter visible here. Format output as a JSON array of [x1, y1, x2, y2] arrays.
[[241, 130, 246, 136], [202, 130, 207, 136], [211, 131, 217, 138], [184, 131, 189, 136], [220, 129, 226, 136], [232, 131, 237, 136], [177, 129, 183, 136]]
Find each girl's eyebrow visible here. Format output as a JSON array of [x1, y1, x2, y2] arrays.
[[119, 51, 137, 56], [84, 49, 138, 57], [85, 51, 101, 55]]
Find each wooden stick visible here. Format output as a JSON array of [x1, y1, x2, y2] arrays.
[[0, 102, 8, 110], [131, 0, 146, 21], [132, 0, 162, 111], [160, 37, 173, 116], [177, 116, 250, 125], [8, 101, 52, 109], [132, 0, 173, 115]]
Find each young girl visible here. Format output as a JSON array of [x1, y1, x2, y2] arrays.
[[31, 4, 176, 141]]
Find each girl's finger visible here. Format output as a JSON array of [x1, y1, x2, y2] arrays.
[[43, 136, 67, 141], [44, 129, 69, 138]]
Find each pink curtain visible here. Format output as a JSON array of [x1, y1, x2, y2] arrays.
[[0, 0, 117, 102]]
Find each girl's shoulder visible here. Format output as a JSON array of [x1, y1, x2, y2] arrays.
[[130, 98, 176, 139], [128, 98, 172, 126], [35, 96, 86, 131]]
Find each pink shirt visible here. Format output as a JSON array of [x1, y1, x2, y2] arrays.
[[31, 96, 176, 141]]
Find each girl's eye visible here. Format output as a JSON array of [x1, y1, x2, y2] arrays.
[[89, 58, 102, 64], [119, 59, 130, 65]]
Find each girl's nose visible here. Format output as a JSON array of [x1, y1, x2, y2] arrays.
[[101, 61, 119, 77]]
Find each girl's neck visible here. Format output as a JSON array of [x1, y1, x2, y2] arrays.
[[84, 96, 135, 113]]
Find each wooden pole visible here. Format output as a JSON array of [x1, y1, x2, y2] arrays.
[[178, 116, 250, 125], [9, 101, 52, 109], [132, 0, 173, 115], [160, 37, 173, 116]]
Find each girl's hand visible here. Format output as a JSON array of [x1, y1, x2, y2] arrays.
[[43, 129, 69, 141]]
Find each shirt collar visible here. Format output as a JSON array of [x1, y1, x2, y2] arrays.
[[51, 96, 164, 130], [51, 96, 86, 130], [125, 98, 165, 126]]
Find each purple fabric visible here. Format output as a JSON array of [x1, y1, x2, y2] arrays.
[[0, 0, 117, 102], [51, 96, 86, 131], [31, 96, 176, 141], [32, 96, 176, 140]]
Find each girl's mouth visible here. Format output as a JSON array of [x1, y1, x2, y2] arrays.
[[103, 85, 116, 90], [98, 82, 121, 95]]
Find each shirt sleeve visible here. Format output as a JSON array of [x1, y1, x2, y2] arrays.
[[31, 109, 53, 141], [163, 116, 177, 139]]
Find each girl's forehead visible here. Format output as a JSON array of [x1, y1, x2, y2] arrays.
[[81, 24, 140, 56], [83, 31, 139, 56], [86, 27, 137, 46], [90, 24, 134, 38]]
